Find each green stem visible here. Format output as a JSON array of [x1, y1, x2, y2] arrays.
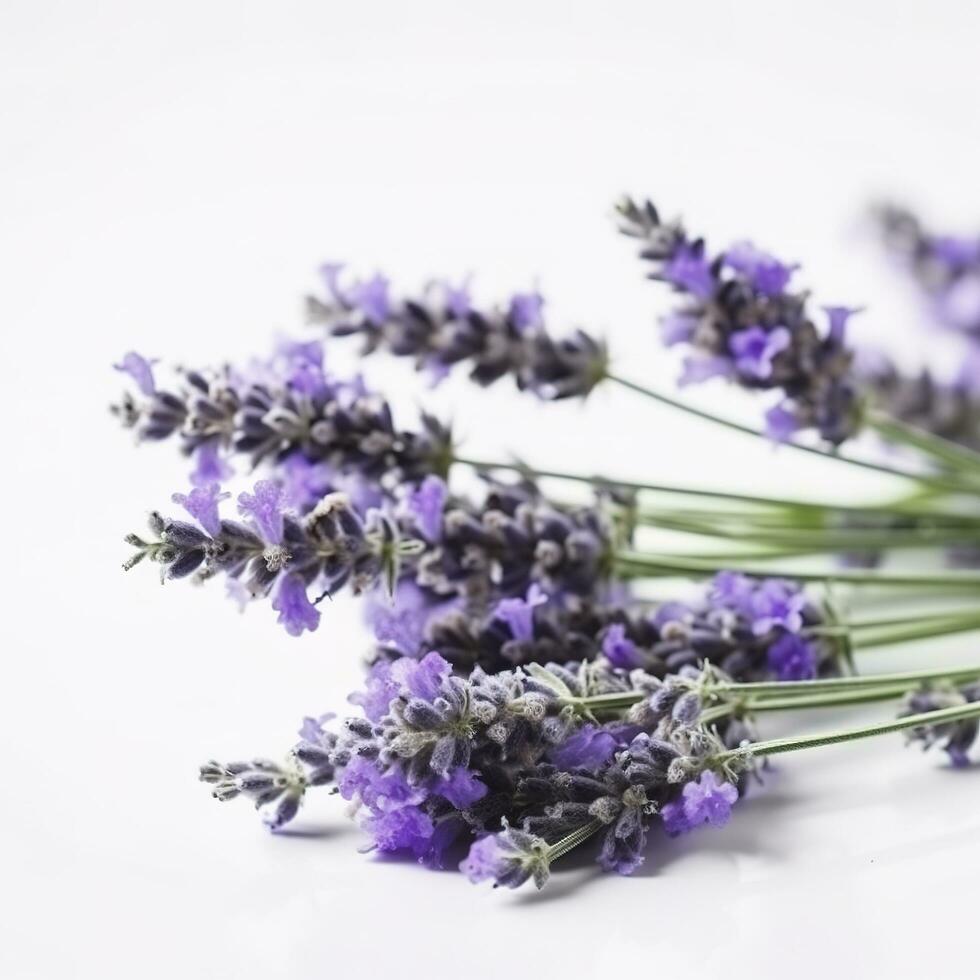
[[866, 411, 980, 477], [714, 700, 980, 762], [709, 663, 980, 698], [545, 819, 604, 862], [605, 373, 976, 492], [852, 615, 980, 650], [615, 552, 980, 589], [452, 455, 965, 516], [735, 685, 916, 712], [638, 513, 980, 552]]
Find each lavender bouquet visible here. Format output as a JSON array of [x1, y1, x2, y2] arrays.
[[113, 195, 980, 889]]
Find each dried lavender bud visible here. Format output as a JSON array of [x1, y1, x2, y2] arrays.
[[900, 682, 980, 767], [306, 268, 609, 400], [459, 822, 553, 888], [874, 203, 980, 336], [112, 342, 454, 494], [617, 196, 862, 444], [198, 757, 306, 828]]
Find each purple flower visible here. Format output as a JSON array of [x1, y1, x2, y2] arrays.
[[237, 480, 285, 544], [929, 235, 980, 267], [664, 243, 715, 299], [493, 583, 548, 643], [363, 803, 434, 854], [391, 651, 452, 702], [764, 402, 800, 442], [432, 767, 488, 809], [725, 241, 797, 296], [366, 582, 430, 656], [651, 600, 694, 631], [114, 352, 156, 396], [460, 824, 549, 889], [939, 275, 980, 331], [280, 454, 334, 511], [190, 441, 233, 486], [748, 579, 806, 635], [443, 279, 472, 319], [661, 771, 738, 836], [350, 274, 391, 325], [679, 355, 733, 386], [509, 291, 544, 332], [298, 712, 335, 747], [729, 326, 791, 380], [710, 571, 754, 612], [660, 311, 698, 346], [225, 577, 253, 611], [823, 306, 861, 345], [406, 476, 447, 543], [549, 724, 618, 769], [602, 623, 642, 669], [319, 262, 347, 303], [171, 483, 228, 537], [767, 633, 817, 681], [348, 660, 400, 722], [271, 574, 320, 637], [279, 339, 328, 397]]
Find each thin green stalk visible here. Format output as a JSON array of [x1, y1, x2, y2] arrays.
[[605, 373, 977, 492], [851, 614, 980, 650], [714, 700, 980, 762], [709, 663, 980, 698], [615, 552, 980, 589], [562, 664, 980, 717], [638, 513, 980, 552], [736, 685, 924, 712], [452, 455, 968, 516], [866, 411, 980, 478]]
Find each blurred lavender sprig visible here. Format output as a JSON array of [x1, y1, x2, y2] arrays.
[[306, 266, 608, 399], [875, 203, 980, 336], [617, 197, 862, 445]]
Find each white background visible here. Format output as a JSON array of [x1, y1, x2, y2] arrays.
[[3, 2, 980, 978]]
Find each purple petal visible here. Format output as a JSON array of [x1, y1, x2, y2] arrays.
[[114, 352, 156, 396], [271, 574, 320, 637], [171, 483, 228, 538]]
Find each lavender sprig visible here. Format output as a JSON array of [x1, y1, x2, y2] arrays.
[[124, 476, 622, 640], [617, 196, 862, 445], [875, 203, 980, 336], [306, 266, 609, 399], [202, 656, 980, 889], [113, 344, 454, 494]]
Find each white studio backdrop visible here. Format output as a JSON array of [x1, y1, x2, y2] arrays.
[[2, 2, 979, 978]]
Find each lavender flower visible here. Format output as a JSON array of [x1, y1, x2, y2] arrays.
[[875, 203, 980, 335], [307, 268, 608, 400], [111, 341, 454, 494], [460, 824, 553, 889], [900, 682, 980, 767], [617, 196, 861, 444], [660, 770, 739, 836], [860, 352, 980, 453]]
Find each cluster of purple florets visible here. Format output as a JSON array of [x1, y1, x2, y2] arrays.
[[201, 655, 750, 887], [117, 193, 980, 892], [617, 197, 863, 444], [876, 203, 980, 337], [306, 266, 608, 400]]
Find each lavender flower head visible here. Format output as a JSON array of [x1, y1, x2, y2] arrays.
[[875, 203, 980, 336], [307, 267, 608, 400], [617, 197, 862, 444]]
